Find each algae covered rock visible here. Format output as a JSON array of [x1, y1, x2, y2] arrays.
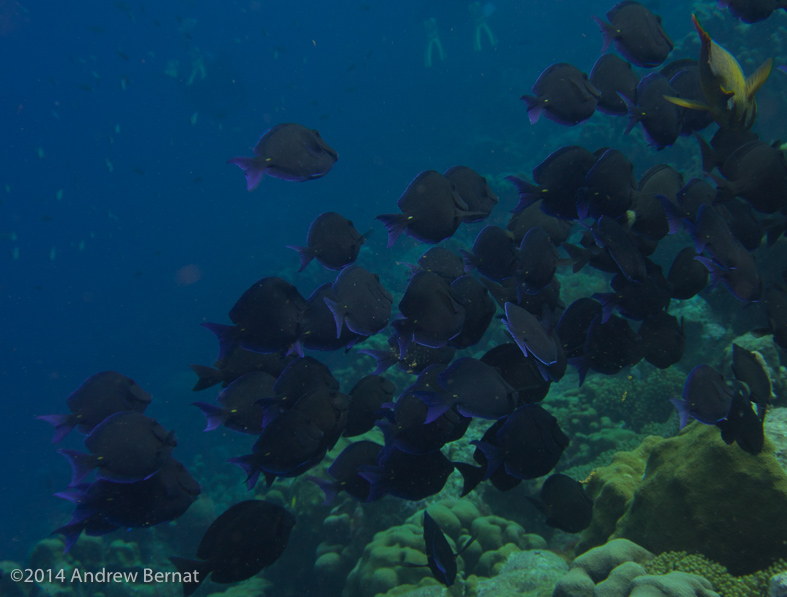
[[627, 571, 719, 596], [576, 437, 661, 554], [614, 423, 787, 574], [553, 539, 654, 597]]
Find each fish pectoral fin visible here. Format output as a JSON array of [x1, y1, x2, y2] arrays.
[[718, 86, 735, 99], [745, 58, 773, 99], [663, 95, 709, 111]]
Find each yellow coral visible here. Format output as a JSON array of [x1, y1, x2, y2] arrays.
[[645, 551, 787, 597]]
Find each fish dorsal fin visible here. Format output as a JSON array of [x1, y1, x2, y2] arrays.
[[691, 14, 712, 48], [746, 58, 773, 100]]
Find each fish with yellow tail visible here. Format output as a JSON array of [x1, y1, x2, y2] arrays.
[[664, 14, 772, 130]]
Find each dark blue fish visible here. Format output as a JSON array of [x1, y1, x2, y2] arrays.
[[638, 311, 684, 369], [203, 276, 308, 358], [667, 247, 708, 300], [228, 123, 337, 190], [716, 390, 764, 455], [325, 266, 392, 337], [359, 334, 455, 376], [480, 343, 551, 405], [170, 500, 295, 597], [522, 63, 600, 126], [517, 226, 558, 295], [361, 446, 455, 501], [503, 302, 558, 367], [444, 165, 499, 223], [393, 271, 465, 353], [59, 412, 177, 486], [622, 72, 681, 149], [577, 149, 635, 220], [38, 371, 151, 443], [309, 440, 383, 504], [377, 170, 470, 247], [590, 215, 647, 283], [472, 403, 569, 480], [55, 458, 199, 545], [731, 343, 772, 418], [671, 364, 734, 427], [344, 375, 396, 437], [193, 371, 275, 434], [422, 511, 474, 587], [301, 283, 364, 352], [415, 357, 517, 422], [461, 225, 518, 282], [506, 145, 597, 219], [590, 54, 640, 115], [594, 1, 673, 67], [287, 211, 367, 271], [526, 473, 593, 533], [190, 346, 294, 391], [410, 247, 465, 281], [448, 275, 496, 349]]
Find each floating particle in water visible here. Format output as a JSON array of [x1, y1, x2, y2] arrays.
[[56, 189, 63, 200], [50, 246, 56, 260]]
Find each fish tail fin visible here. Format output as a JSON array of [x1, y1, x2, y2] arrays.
[[568, 356, 591, 386], [412, 390, 452, 424], [286, 245, 315, 272], [619, 92, 640, 135], [200, 322, 238, 362], [322, 296, 345, 338], [708, 172, 736, 204], [520, 95, 544, 124], [57, 449, 98, 486], [228, 455, 261, 490], [504, 175, 540, 213], [684, 219, 707, 254], [37, 414, 74, 444], [192, 402, 227, 432], [189, 364, 223, 391], [655, 194, 684, 234], [391, 320, 413, 358], [694, 255, 726, 289], [306, 475, 339, 506], [669, 398, 692, 429], [453, 461, 486, 497], [358, 465, 386, 501], [169, 558, 210, 597], [746, 58, 773, 100], [459, 249, 478, 273], [591, 292, 616, 323], [52, 521, 86, 553], [227, 156, 267, 191], [376, 213, 407, 247], [562, 243, 590, 273], [469, 440, 503, 480], [592, 15, 615, 52], [357, 348, 398, 375], [695, 133, 717, 173]]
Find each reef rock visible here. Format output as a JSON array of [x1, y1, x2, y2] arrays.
[[582, 423, 787, 575]]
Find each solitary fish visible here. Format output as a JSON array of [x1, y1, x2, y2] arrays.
[[228, 123, 338, 190], [664, 15, 772, 130]]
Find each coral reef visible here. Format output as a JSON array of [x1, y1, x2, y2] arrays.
[[579, 423, 787, 575], [646, 551, 787, 597], [341, 499, 545, 597], [580, 365, 683, 433], [553, 538, 655, 596], [576, 437, 661, 553]]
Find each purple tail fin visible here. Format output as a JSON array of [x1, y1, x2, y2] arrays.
[[192, 402, 227, 431], [521, 95, 544, 124], [58, 449, 98, 486], [469, 440, 503, 480], [307, 476, 339, 505], [200, 322, 238, 362], [593, 16, 615, 52], [670, 398, 692, 429], [228, 455, 261, 490], [376, 213, 408, 248], [189, 364, 223, 391], [227, 156, 267, 191], [504, 175, 540, 213], [53, 521, 86, 553], [169, 558, 211, 597], [286, 245, 315, 271], [412, 390, 452, 424], [358, 348, 398, 375], [37, 414, 74, 444]]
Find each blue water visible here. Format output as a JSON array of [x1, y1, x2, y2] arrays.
[[1, 0, 779, 567]]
